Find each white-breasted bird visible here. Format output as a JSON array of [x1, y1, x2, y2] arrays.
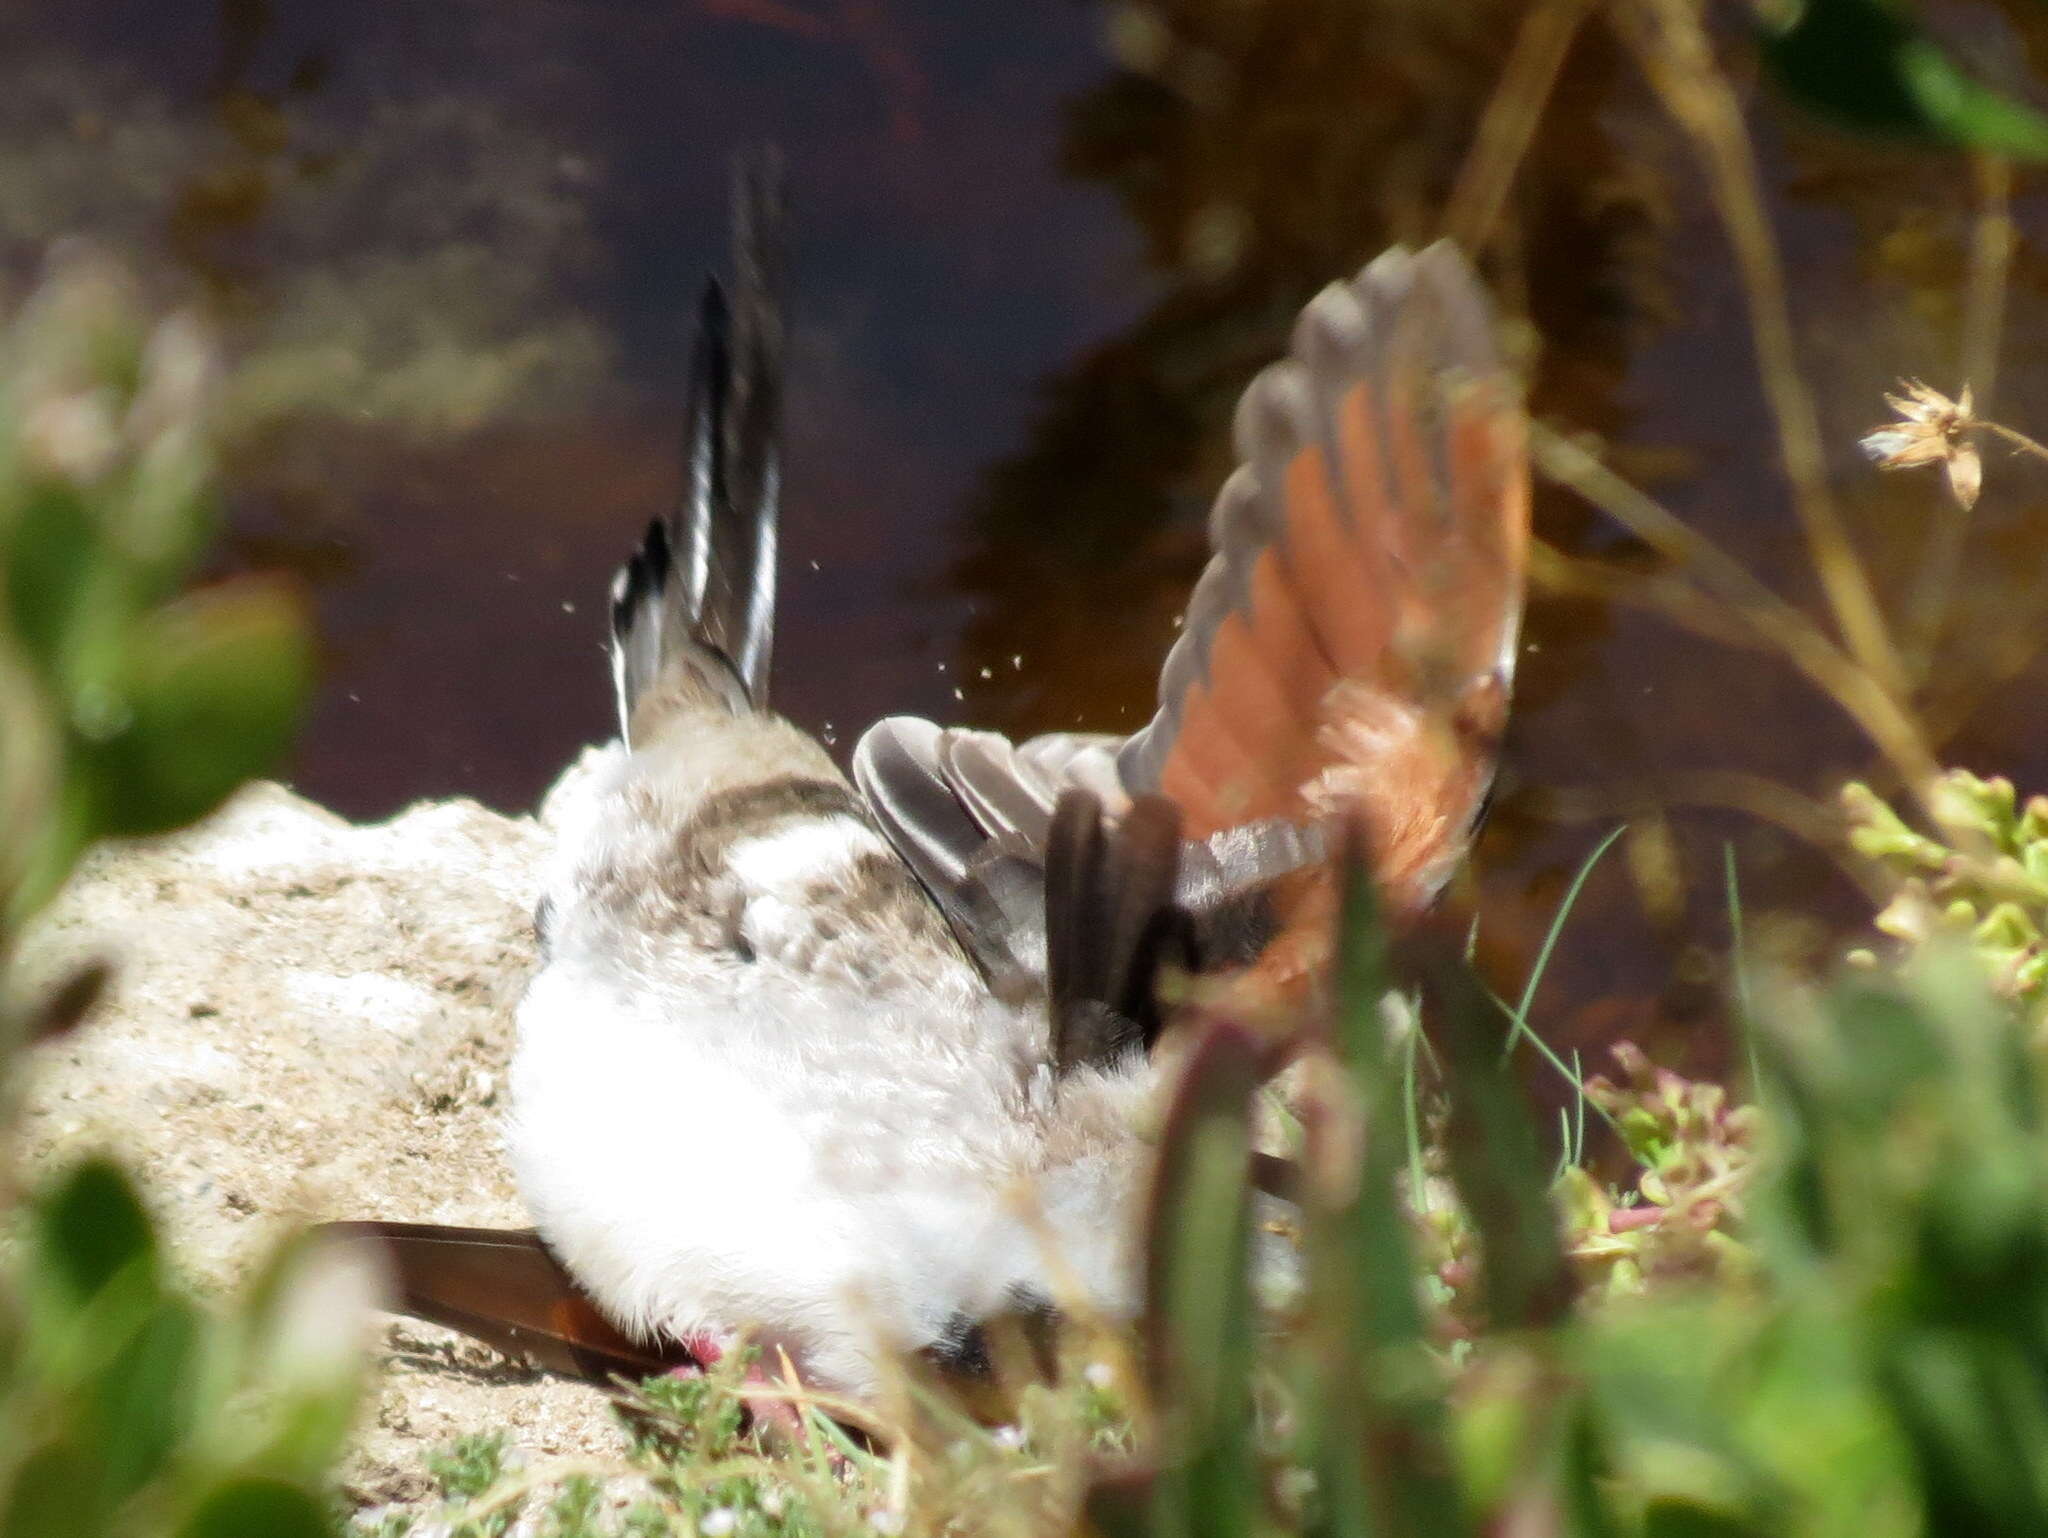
[[327, 154, 1529, 1402]]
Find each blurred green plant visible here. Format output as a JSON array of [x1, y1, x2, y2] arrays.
[[0, 247, 361, 1536], [1, 1161, 375, 1538], [1080, 881, 2048, 1536], [1760, 0, 2048, 159], [1843, 768, 2048, 1018], [0, 244, 311, 939]]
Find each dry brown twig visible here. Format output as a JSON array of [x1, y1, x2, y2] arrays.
[[1893, 155, 2013, 678], [1532, 771, 1871, 887], [1614, 0, 1907, 702], [1531, 424, 1942, 801], [1444, 0, 1597, 250], [1515, 0, 2048, 837], [1529, 538, 1766, 650]]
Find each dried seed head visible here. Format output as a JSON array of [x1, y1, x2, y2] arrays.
[[1861, 379, 1981, 510]]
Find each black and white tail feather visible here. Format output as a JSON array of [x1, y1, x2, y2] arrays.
[[612, 150, 785, 736]]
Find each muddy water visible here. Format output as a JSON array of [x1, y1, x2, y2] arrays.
[[22, 0, 2048, 1094]]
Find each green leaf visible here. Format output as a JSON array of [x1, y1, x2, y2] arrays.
[[1761, 0, 2048, 159], [237, 1233, 376, 1480], [0, 1438, 108, 1538], [94, 1297, 200, 1501], [4, 770, 95, 931], [1305, 856, 1465, 1537], [1139, 1023, 1262, 1538], [177, 1477, 332, 1538], [78, 576, 311, 837], [36, 1157, 157, 1304], [1434, 947, 1573, 1331], [1880, 1330, 2048, 1536], [1321, 859, 1422, 1354], [1642, 1497, 1771, 1538], [4, 484, 102, 672], [111, 441, 220, 594], [427, 1432, 508, 1503], [1577, 1299, 1793, 1528]]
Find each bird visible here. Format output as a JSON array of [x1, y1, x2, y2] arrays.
[[324, 152, 1529, 1406]]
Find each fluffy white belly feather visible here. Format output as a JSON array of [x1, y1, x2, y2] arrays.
[[508, 960, 1059, 1393], [513, 976, 859, 1391]]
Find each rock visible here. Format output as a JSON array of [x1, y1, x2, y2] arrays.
[[9, 768, 628, 1510]]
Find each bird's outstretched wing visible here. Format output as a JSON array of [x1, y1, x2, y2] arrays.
[[317, 1221, 691, 1380], [855, 242, 1528, 991]]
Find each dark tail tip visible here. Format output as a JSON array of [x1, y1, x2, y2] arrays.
[[608, 152, 787, 733]]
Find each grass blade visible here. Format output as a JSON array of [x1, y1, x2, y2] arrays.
[[1724, 842, 1762, 1099], [1501, 824, 1626, 1065]]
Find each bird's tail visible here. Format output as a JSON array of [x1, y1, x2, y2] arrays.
[[612, 149, 785, 744], [1042, 789, 1196, 1071]]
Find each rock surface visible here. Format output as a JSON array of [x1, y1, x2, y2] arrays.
[[10, 767, 628, 1513]]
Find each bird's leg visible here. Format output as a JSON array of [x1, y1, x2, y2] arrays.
[[669, 1330, 809, 1445]]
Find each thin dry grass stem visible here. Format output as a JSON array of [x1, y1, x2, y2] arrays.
[[1618, 0, 1907, 702], [1530, 537, 1766, 649], [1007, 1188, 1096, 1322], [1444, 0, 1595, 249], [1531, 426, 1802, 644], [1533, 424, 1942, 801], [1536, 771, 1874, 889], [720, 1376, 891, 1439], [1962, 154, 2015, 409], [1981, 419, 2048, 466], [885, 1439, 913, 1525], [1004, 1174, 1149, 1412], [771, 1341, 843, 1465], [1904, 154, 2015, 674]]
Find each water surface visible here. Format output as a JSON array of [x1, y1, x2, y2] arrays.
[[23, 0, 2048, 1090]]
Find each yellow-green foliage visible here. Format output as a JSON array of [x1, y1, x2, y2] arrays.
[[1844, 770, 2048, 1014], [1565, 1044, 1757, 1298], [1086, 902, 2048, 1537]]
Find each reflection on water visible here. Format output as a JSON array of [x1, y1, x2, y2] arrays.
[[22, 0, 2048, 1090]]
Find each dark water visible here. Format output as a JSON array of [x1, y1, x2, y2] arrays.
[[22, 0, 2048, 1088]]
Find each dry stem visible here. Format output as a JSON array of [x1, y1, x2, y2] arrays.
[[1904, 152, 2016, 674], [1617, 0, 1906, 702], [1980, 420, 2048, 466], [1533, 424, 1941, 801], [1445, 0, 1596, 249]]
